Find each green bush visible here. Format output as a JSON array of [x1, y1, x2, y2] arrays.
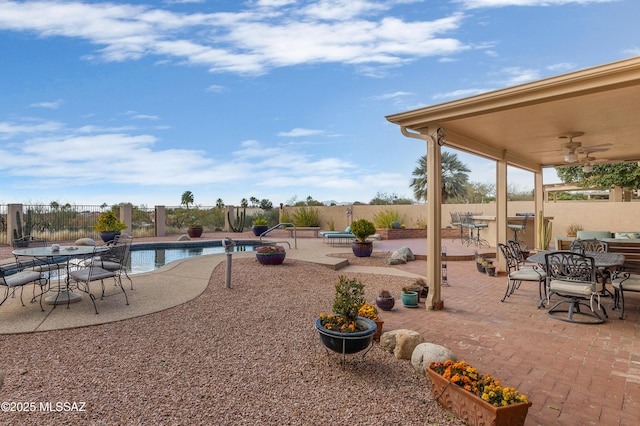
[[373, 208, 404, 229], [292, 206, 319, 226], [350, 218, 376, 242]]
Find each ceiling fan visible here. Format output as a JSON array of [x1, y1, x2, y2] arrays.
[[558, 132, 612, 163], [578, 153, 608, 173]]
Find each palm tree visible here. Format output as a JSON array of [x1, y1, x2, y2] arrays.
[[216, 198, 225, 208], [410, 152, 470, 202], [181, 191, 194, 209]]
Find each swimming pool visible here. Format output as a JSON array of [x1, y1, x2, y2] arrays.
[[128, 240, 263, 274]]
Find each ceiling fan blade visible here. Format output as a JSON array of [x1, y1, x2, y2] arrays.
[[575, 143, 612, 153]]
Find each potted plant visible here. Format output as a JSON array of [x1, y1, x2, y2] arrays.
[[187, 216, 203, 238], [252, 216, 269, 236], [483, 260, 497, 276], [375, 289, 395, 311], [316, 276, 377, 354], [401, 285, 419, 307], [358, 302, 383, 341], [94, 211, 127, 243], [566, 223, 583, 238], [428, 360, 532, 426], [350, 218, 376, 257], [255, 245, 286, 265]]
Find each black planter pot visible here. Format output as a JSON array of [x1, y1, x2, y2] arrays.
[[315, 316, 376, 354], [351, 241, 373, 257], [376, 295, 395, 311], [99, 231, 121, 244], [252, 225, 268, 236]]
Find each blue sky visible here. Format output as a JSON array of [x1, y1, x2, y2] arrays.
[[1, 0, 638, 207]]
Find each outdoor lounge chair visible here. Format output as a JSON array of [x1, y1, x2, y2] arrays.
[[545, 251, 606, 324]]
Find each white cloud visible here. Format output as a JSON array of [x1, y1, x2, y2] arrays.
[[277, 128, 324, 137], [205, 84, 224, 93], [456, 0, 615, 9], [29, 99, 64, 109], [0, 1, 468, 76], [499, 66, 541, 85], [432, 88, 494, 100]]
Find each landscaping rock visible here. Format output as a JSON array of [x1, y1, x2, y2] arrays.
[[411, 343, 457, 376], [380, 329, 424, 360], [177, 234, 191, 241], [388, 247, 415, 265]]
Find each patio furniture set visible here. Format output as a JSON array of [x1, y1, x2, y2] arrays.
[[499, 237, 638, 324], [449, 212, 489, 247], [0, 234, 132, 315]]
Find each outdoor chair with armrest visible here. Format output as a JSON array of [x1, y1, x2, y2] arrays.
[[611, 270, 640, 319], [0, 263, 47, 311], [544, 251, 607, 324], [86, 234, 134, 290], [497, 243, 546, 305], [69, 246, 129, 314]]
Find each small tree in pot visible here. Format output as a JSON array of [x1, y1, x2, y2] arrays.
[[94, 211, 127, 243], [350, 218, 376, 257]]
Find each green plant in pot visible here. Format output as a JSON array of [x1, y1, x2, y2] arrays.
[[375, 289, 395, 311], [94, 211, 127, 243], [187, 216, 203, 238], [252, 216, 269, 236], [350, 218, 376, 257], [316, 276, 376, 354]]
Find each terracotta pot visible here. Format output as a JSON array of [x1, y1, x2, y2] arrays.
[[427, 368, 532, 426], [373, 320, 384, 341]]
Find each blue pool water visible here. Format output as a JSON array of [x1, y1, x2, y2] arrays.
[[128, 240, 262, 274]]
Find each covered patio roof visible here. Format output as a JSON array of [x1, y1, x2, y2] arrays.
[[385, 55, 640, 310]]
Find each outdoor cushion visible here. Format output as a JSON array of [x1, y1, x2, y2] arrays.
[[576, 231, 612, 240], [75, 238, 96, 246], [549, 279, 603, 296], [614, 232, 640, 239]]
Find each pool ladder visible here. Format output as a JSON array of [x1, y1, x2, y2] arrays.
[[260, 223, 294, 249]]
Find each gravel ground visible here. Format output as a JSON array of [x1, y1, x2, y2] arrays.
[[0, 257, 464, 425]]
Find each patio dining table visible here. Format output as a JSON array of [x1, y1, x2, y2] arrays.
[[12, 245, 108, 306], [526, 250, 625, 270]]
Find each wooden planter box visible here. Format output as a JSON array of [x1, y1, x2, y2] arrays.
[[427, 368, 532, 426]]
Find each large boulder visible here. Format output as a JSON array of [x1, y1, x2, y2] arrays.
[[411, 343, 457, 376], [388, 247, 415, 265], [380, 329, 424, 360]]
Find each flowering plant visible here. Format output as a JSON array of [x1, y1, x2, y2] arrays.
[[187, 216, 202, 228], [319, 276, 369, 333], [256, 245, 285, 254], [429, 360, 528, 407], [358, 302, 378, 321]]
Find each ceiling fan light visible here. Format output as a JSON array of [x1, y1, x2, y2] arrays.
[[583, 164, 593, 173], [564, 152, 578, 162]]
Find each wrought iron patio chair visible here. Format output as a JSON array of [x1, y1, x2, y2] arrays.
[[507, 240, 534, 269], [544, 251, 607, 324], [449, 212, 463, 242], [497, 243, 546, 305], [89, 234, 134, 290], [69, 246, 129, 314], [1, 262, 47, 311], [611, 271, 640, 319]]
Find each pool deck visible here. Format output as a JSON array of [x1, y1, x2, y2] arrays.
[[1, 232, 639, 425]]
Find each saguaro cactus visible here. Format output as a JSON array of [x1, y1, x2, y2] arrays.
[[227, 207, 246, 233]]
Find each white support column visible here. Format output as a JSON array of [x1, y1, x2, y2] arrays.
[[426, 133, 443, 310], [496, 160, 508, 271]]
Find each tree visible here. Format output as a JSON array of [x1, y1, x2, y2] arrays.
[[181, 191, 194, 209], [216, 198, 225, 208], [556, 163, 640, 190], [410, 152, 470, 203], [240, 198, 249, 208], [249, 196, 259, 207], [369, 191, 413, 205], [260, 199, 273, 210]]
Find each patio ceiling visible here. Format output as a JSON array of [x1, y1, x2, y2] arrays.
[[386, 56, 640, 174]]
